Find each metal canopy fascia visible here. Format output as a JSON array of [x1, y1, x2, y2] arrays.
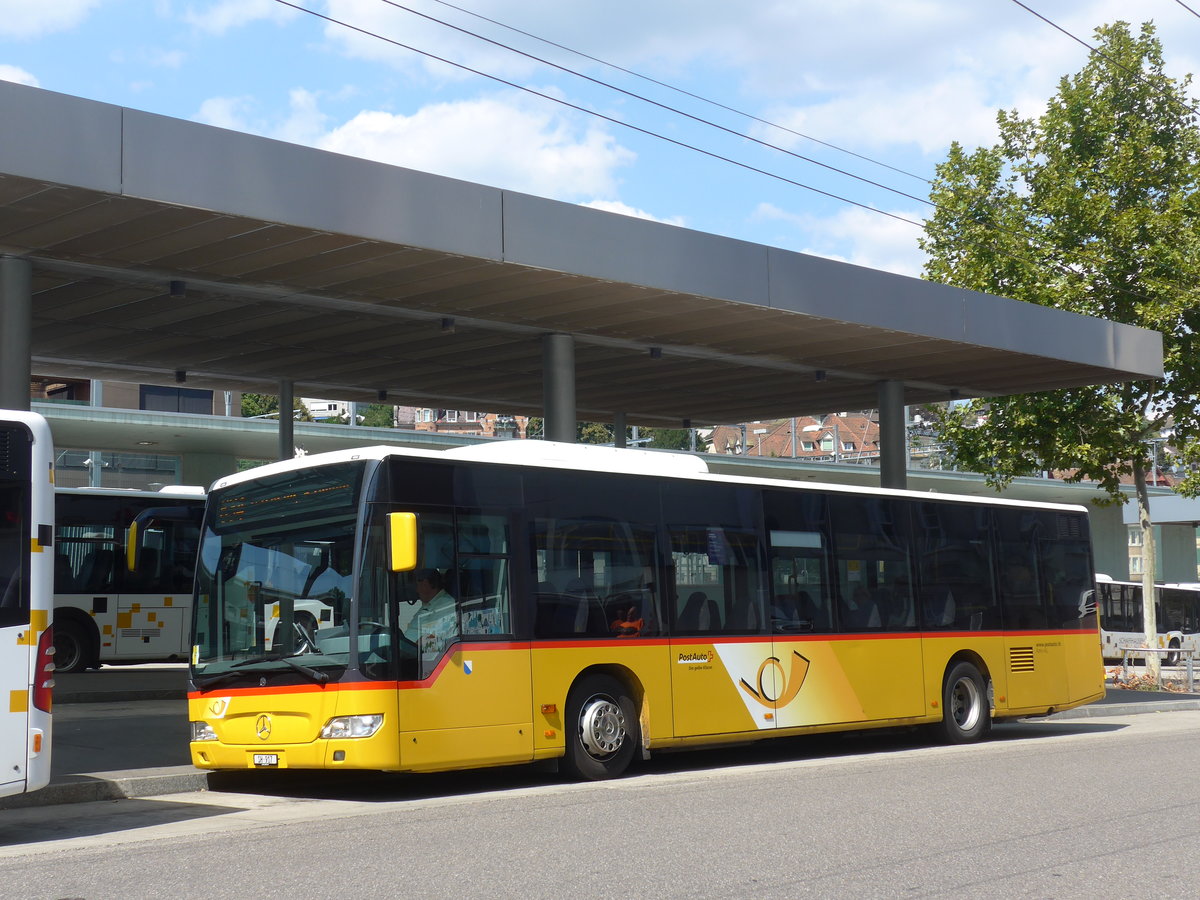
[[0, 81, 1163, 427]]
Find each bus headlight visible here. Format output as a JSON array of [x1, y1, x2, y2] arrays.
[[190, 721, 218, 742], [320, 715, 384, 739]]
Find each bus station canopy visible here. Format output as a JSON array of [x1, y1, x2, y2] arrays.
[[0, 81, 1163, 429]]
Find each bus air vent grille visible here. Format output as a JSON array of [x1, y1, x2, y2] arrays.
[[1009, 647, 1035, 672]]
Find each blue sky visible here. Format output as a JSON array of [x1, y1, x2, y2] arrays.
[[1, 1, 1197, 278]]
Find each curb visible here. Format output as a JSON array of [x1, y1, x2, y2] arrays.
[[0, 767, 208, 811], [1048, 699, 1200, 720]]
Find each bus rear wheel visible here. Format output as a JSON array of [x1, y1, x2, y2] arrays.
[[1166, 641, 1181, 667], [561, 673, 638, 781], [938, 661, 990, 744], [54, 617, 95, 674]]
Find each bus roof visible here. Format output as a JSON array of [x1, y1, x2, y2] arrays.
[[209, 441, 1089, 515], [55, 485, 206, 500]]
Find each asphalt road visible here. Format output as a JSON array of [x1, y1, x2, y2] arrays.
[[1, 710, 1198, 898]]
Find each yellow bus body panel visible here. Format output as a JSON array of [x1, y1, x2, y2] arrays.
[[190, 628, 1103, 772], [399, 644, 533, 771], [189, 686, 401, 771]]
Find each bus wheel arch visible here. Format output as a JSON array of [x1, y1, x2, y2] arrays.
[[560, 667, 643, 781], [1166, 639, 1181, 667], [937, 655, 992, 744], [53, 609, 99, 673]]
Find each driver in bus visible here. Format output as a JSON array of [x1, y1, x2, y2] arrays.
[[406, 568, 458, 666]]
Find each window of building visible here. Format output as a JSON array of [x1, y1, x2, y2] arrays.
[[843, 441, 856, 451], [1128, 527, 1143, 547], [801, 441, 815, 451], [445, 410, 459, 423], [140, 385, 213, 415], [465, 411, 478, 422]]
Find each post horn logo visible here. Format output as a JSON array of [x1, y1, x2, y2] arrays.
[[739, 651, 811, 709], [256, 714, 272, 741]]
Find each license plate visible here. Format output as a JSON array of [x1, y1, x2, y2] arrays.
[[253, 753, 279, 767]]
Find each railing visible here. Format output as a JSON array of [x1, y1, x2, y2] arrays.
[[1118, 644, 1196, 692]]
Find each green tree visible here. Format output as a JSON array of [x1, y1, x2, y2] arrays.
[[240, 392, 313, 421], [645, 428, 693, 451], [578, 422, 613, 444], [920, 22, 1200, 677], [241, 392, 278, 419], [358, 404, 395, 427]]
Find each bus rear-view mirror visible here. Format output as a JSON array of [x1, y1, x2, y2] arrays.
[[388, 512, 419, 572]]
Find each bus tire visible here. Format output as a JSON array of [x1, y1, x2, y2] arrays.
[[938, 661, 990, 744], [561, 673, 638, 781], [1166, 641, 1181, 667], [53, 616, 95, 674]]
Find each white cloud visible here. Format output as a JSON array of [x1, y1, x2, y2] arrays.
[[183, 0, 296, 35], [316, 93, 635, 199], [275, 88, 332, 146], [580, 200, 685, 227], [0, 0, 99, 38], [0, 64, 38, 87], [193, 95, 256, 132], [320, 0, 1198, 160], [755, 202, 927, 278]]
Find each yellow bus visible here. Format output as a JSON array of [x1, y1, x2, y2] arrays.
[[188, 441, 1103, 780], [0, 410, 55, 798]]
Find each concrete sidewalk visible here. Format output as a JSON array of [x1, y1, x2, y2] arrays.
[[0, 665, 201, 810], [2, 667, 1198, 810]]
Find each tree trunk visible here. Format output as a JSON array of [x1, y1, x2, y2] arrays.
[[1133, 463, 1160, 682]]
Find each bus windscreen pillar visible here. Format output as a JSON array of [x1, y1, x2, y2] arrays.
[[278, 378, 294, 461], [542, 333, 576, 443], [0, 255, 32, 410], [877, 379, 907, 491]]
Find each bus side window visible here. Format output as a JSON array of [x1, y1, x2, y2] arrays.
[[456, 513, 510, 636], [829, 495, 911, 633]]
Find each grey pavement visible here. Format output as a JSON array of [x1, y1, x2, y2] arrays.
[[1, 664, 1197, 810]]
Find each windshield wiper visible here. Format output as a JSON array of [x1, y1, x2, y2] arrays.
[[231, 654, 331, 685], [194, 654, 332, 690], [193, 670, 245, 691]]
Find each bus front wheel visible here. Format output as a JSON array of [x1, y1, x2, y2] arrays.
[[938, 661, 990, 744], [561, 673, 638, 781]]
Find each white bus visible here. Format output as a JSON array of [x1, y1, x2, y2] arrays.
[[1095, 575, 1200, 665], [0, 410, 55, 799], [52, 486, 205, 672]]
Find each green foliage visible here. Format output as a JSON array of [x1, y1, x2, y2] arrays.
[[920, 21, 1200, 501], [645, 428, 693, 451], [358, 404, 395, 427], [241, 392, 278, 419], [240, 392, 313, 422], [574, 422, 608, 444]]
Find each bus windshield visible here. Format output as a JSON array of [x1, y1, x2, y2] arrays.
[[193, 461, 366, 681]]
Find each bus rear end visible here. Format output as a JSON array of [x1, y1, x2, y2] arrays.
[[0, 410, 55, 798]]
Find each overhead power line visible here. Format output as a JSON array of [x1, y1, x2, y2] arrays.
[[421, 0, 931, 187], [273, 0, 927, 228], [370, 0, 932, 209], [1170, 0, 1200, 21], [1006, 0, 1200, 118], [273, 0, 1196, 309]]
